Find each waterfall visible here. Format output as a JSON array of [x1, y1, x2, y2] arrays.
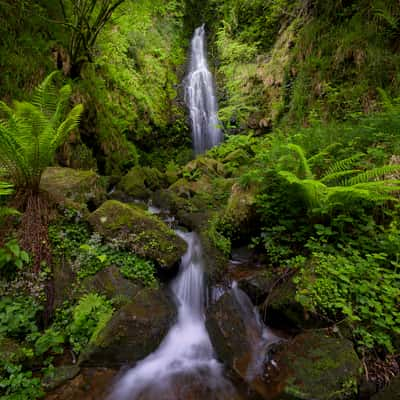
[[107, 231, 236, 400], [185, 24, 223, 155]]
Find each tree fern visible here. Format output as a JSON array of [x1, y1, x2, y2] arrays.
[[0, 72, 83, 191]]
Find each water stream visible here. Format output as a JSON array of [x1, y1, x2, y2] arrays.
[[185, 24, 223, 154], [108, 232, 236, 400]]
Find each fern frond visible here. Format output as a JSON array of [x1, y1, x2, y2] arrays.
[[320, 170, 361, 185], [352, 180, 400, 193], [307, 143, 341, 168], [32, 70, 60, 117], [287, 143, 313, 179], [347, 165, 400, 185], [0, 181, 14, 196], [51, 104, 84, 151], [51, 84, 73, 127], [326, 186, 397, 205], [325, 153, 364, 176]]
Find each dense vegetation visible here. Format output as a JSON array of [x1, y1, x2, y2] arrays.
[[0, 0, 399, 398]]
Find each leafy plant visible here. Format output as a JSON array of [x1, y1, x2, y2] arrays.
[[67, 293, 114, 354], [0, 239, 30, 280], [0, 71, 83, 192]]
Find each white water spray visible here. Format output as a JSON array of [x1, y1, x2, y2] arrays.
[[185, 24, 223, 154], [108, 232, 235, 400]]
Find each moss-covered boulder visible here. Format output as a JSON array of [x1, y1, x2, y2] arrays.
[[182, 156, 226, 179], [80, 266, 141, 303], [221, 183, 258, 242], [116, 166, 164, 200], [79, 288, 175, 367], [269, 331, 362, 400], [40, 167, 106, 210], [371, 376, 400, 400], [87, 200, 187, 269]]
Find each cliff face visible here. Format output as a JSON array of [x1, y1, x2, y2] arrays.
[[204, 0, 400, 133]]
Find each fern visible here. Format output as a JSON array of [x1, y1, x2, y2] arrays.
[[320, 170, 361, 185], [287, 143, 313, 179], [0, 72, 83, 191], [346, 165, 400, 186], [307, 143, 341, 169], [325, 153, 364, 175]]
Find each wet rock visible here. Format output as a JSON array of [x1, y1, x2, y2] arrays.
[[43, 365, 80, 391], [87, 200, 187, 269], [269, 331, 362, 400], [117, 166, 164, 201], [80, 266, 141, 302], [206, 289, 273, 399], [265, 278, 325, 331], [237, 270, 275, 305], [45, 368, 117, 400], [371, 376, 400, 400], [79, 288, 176, 367], [41, 167, 106, 210]]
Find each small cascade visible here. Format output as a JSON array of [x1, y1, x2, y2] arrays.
[[108, 232, 236, 400], [185, 24, 223, 154]]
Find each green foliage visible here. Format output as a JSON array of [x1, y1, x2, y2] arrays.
[[0, 362, 44, 400], [0, 71, 83, 191], [67, 293, 114, 353], [0, 297, 40, 339], [0, 239, 30, 280], [207, 214, 232, 256], [294, 248, 400, 352]]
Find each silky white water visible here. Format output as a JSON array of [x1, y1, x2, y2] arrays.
[[185, 24, 223, 154], [108, 231, 235, 400]]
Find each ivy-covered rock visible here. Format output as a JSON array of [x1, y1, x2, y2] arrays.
[[116, 166, 165, 200], [269, 331, 362, 400], [79, 288, 175, 367], [40, 167, 106, 210], [87, 200, 187, 269], [42, 365, 80, 391]]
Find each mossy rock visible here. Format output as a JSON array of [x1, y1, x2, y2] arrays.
[[371, 377, 400, 400], [182, 156, 226, 179], [265, 278, 326, 331], [87, 200, 187, 269], [117, 166, 165, 200], [43, 365, 81, 391], [222, 149, 252, 166], [53, 257, 75, 309], [270, 331, 362, 400], [40, 167, 106, 210], [79, 288, 175, 367], [79, 266, 141, 304], [221, 183, 258, 242]]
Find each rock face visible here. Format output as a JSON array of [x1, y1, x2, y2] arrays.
[[237, 270, 275, 305], [40, 167, 106, 210], [79, 288, 176, 367], [87, 200, 187, 269], [269, 331, 362, 400]]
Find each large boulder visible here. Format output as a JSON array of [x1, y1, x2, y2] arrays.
[[115, 166, 165, 201], [40, 167, 106, 210], [79, 288, 176, 367], [206, 288, 274, 399], [237, 270, 275, 305], [87, 200, 187, 269], [269, 331, 363, 400]]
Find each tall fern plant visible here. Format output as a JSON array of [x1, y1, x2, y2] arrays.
[[0, 71, 83, 275], [0, 71, 83, 192], [278, 144, 400, 214]]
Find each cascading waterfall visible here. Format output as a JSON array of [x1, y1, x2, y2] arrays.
[[185, 24, 223, 154], [108, 231, 236, 400]]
